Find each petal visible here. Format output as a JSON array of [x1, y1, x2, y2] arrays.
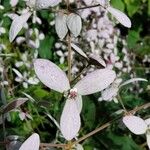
[[2, 98, 28, 114], [120, 78, 148, 88], [145, 118, 150, 126], [76, 95, 83, 114], [67, 13, 82, 37], [88, 54, 106, 68], [9, 12, 31, 42], [146, 133, 150, 149], [55, 12, 68, 40], [60, 98, 81, 141], [36, 0, 61, 9], [74, 69, 116, 95], [123, 115, 147, 135], [19, 133, 40, 150], [12, 68, 23, 78], [107, 6, 131, 28], [101, 86, 118, 101], [71, 43, 88, 59], [34, 59, 70, 93]]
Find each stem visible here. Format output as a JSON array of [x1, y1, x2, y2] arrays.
[[73, 4, 101, 11], [66, 0, 72, 83], [40, 143, 65, 148], [2, 114, 6, 142], [67, 34, 72, 83], [117, 93, 127, 112]]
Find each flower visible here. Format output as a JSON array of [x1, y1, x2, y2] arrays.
[[123, 115, 150, 149], [34, 58, 116, 140]]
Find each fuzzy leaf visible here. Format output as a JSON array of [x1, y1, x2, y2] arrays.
[[101, 86, 118, 101], [67, 13, 82, 37], [74, 69, 116, 95], [19, 133, 40, 150], [107, 6, 131, 28], [71, 43, 88, 59], [123, 115, 147, 135], [88, 54, 106, 67], [55, 12, 68, 40], [2, 98, 28, 114], [12, 68, 23, 78], [76, 95, 83, 114], [36, 0, 61, 9], [34, 59, 70, 93], [60, 98, 81, 141], [9, 12, 31, 42], [120, 78, 148, 88]]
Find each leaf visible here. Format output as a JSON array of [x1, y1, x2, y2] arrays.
[[101, 86, 118, 101], [88, 54, 106, 68], [146, 133, 150, 149], [71, 43, 88, 59], [2, 98, 28, 114], [36, 0, 61, 9], [67, 13, 82, 37], [145, 118, 150, 126], [75, 144, 84, 150], [76, 95, 83, 114], [123, 115, 147, 135], [60, 98, 81, 140], [111, 0, 125, 12], [19, 133, 40, 150], [38, 36, 54, 59], [34, 59, 70, 93], [9, 12, 31, 42], [120, 78, 147, 88], [55, 12, 68, 40], [127, 30, 140, 49], [74, 69, 116, 95], [12, 68, 23, 78], [107, 6, 131, 28]]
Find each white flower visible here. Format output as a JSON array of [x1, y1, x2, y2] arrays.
[[101, 78, 147, 102], [19, 133, 40, 150], [34, 59, 116, 140], [9, 0, 60, 42], [123, 115, 150, 149]]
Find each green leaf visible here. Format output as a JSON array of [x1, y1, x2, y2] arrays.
[[111, 0, 125, 12], [148, 0, 150, 16], [33, 88, 49, 99], [38, 36, 54, 59], [127, 30, 140, 49], [106, 132, 143, 150], [124, 0, 140, 17], [82, 97, 96, 129]]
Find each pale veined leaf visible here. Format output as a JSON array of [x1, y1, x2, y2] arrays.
[[36, 0, 61, 9], [9, 12, 31, 42], [88, 54, 106, 68], [2, 98, 28, 114], [71, 43, 88, 59], [146, 132, 150, 149], [145, 118, 150, 126], [10, 0, 19, 7], [107, 6, 131, 28], [12, 68, 23, 79], [55, 12, 68, 40], [119, 78, 148, 88], [76, 95, 83, 114], [75, 144, 84, 150], [60, 98, 81, 141], [101, 86, 118, 101], [67, 13, 82, 37], [83, 0, 93, 5], [74, 69, 116, 95], [34, 59, 70, 93], [19, 133, 40, 150], [123, 115, 147, 135]]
